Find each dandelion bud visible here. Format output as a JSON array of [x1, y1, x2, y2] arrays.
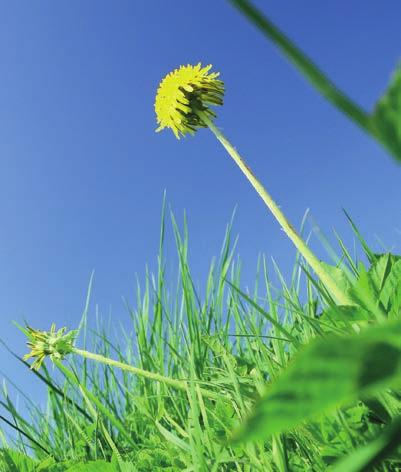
[[23, 324, 77, 370]]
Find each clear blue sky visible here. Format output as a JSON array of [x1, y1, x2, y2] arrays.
[[0, 1, 400, 405]]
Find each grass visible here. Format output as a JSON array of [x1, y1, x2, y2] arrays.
[[1, 206, 401, 471], [1, 3, 401, 470]]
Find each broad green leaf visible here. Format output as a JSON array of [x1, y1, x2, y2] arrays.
[[349, 264, 383, 317], [344, 254, 401, 319], [320, 262, 352, 297], [389, 282, 401, 320], [372, 64, 401, 161], [331, 416, 401, 472], [37, 457, 57, 470], [373, 253, 401, 264], [368, 253, 393, 294], [369, 253, 401, 316], [320, 305, 370, 323], [232, 320, 401, 443], [380, 260, 401, 311]]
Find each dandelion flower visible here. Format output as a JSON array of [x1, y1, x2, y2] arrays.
[[154, 63, 224, 139], [23, 324, 77, 370]]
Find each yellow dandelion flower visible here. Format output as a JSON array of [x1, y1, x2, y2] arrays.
[[153, 64, 353, 306], [154, 63, 224, 139], [23, 324, 77, 370]]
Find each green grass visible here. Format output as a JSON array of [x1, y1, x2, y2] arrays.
[[1, 207, 401, 471], [1, 4, 401, 470]]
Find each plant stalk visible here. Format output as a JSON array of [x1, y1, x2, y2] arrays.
[[201, 113, 353, 306], [72, 347, 225, 402]]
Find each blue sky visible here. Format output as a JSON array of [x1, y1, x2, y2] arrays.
[[0, 1, 400, 405]]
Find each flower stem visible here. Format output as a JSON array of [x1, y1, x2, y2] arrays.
[[200, 113, 353, 306], [72, 347, 225, 402]]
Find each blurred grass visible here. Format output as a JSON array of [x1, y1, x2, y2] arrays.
[[229, 0, 401, 163]]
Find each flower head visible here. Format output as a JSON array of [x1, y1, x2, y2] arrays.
[[23, 324, 77, 370], [154, 63, 224, 139]]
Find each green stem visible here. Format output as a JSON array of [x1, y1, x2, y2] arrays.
[[72, 347, 225, 402], [201, 113, 353, 306]]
